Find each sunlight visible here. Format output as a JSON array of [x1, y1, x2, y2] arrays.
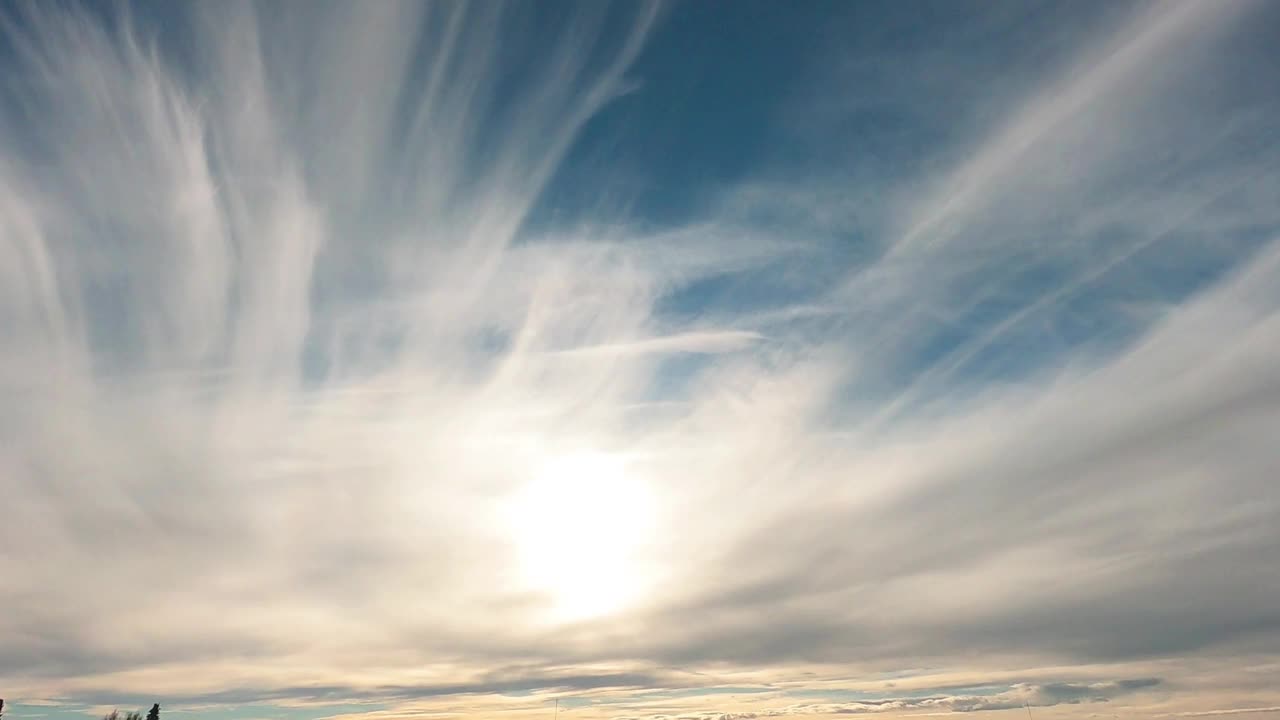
[[506, 452, 656, 621]]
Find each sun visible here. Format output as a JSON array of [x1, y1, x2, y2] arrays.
[[505, 452, 656, 621]]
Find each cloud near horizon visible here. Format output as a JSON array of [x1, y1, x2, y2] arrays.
[[2, 1, 1279, 719], [614, 678, 1164, 719]]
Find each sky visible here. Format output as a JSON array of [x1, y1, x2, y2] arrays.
[[2, 1, 1279, 719]]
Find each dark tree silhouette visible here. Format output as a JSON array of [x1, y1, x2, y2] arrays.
[[147, 704, 160, 720]]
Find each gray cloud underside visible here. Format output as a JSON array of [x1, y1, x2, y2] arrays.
[[1175, 709, 1280, 718], [612, 679, 1164, 719]]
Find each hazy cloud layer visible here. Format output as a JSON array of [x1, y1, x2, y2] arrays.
[[614, 678, 1164, 719], [2, 1, 1279, 719]]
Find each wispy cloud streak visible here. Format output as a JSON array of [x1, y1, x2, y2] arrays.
[[1, 0, 1279, 718]]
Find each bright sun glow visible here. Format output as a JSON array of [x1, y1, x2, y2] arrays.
[[506, 452, 656, 621]]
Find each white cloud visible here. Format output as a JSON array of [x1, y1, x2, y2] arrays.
[[1, 0, 1278, 717]]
